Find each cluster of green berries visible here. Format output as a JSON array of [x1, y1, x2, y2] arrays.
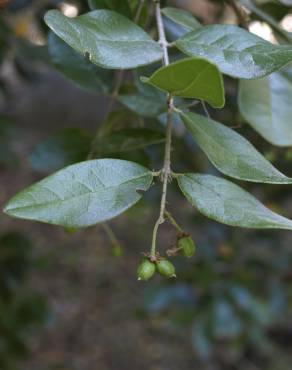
[[137, 234, 196, 281], [137, 257, 176, 281]]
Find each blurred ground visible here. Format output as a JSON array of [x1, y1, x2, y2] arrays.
[[0, 67, 198, 370]]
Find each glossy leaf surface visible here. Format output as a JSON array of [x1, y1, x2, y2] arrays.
[[178, 174, 292, 230], [175, 25, 292, 79], [44, 9, 162, 69], [180, 111, 292, 183], [162, 7, 201, 30], [4, 159, 153, 228]]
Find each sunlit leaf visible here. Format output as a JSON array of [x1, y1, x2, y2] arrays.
[[175, 25, 292, 79], [44, 9, 162, 69], [142, 58, 225, 108]]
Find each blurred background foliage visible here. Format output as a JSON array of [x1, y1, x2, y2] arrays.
[[1, 0, 292, 369]]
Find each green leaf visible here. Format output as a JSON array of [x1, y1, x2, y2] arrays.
[[142, 58, 225, 108], [44, 9, 162, 70], [178, 173, 292, 230], [4, 159, 153, 228], [119, 72, 167, 117], [48, 33, 113, 92], [29, 128, 92, 174], [88, 0, 132, 18], [93, 129, 164, 155], [238, 67, 292, 146], [175, 25, 292, 79], [180, 111, 292, 183], [162, 7, 201, 31], [119, 94, 166, 117]]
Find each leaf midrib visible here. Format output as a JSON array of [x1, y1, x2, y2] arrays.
[[179, 174, 292, 228], [183, 113, 290, 183], [57, 15, 157, 45], [6, 172, 152, 212], [174, 63, 210, 96], [177, 37, 292, 57]]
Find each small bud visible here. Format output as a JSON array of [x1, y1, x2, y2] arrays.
[[156, 259, 176, 278], [137, 259, 156, 281], [63, 227, 79, 234], [178, 235, 195, 258], [111, 243, 123, 257]]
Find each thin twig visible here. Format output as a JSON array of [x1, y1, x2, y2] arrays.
[[88, 3, 146, 244], [226, 0, 249, 28], [201, 100, 210, 118], [150, 0, 174, 257], [238, 0, 292, 42], [101, 223, 120, 246], [164, 210, 183, 233], [134, 0, 145, 23], [187, 100, 200, 109]]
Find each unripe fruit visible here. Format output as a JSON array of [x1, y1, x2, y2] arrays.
[[137, 259, 156, 281], [156, 259, 176, 278], [178, 236, 195, 258], [111, 243, 123, 257]]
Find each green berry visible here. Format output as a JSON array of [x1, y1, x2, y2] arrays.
[[178, 236, 196, 258], [137, 259, 155, 281], [156, 259, 176, 278], [111, 243, 123, 257]]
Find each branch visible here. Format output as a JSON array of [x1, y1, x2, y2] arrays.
[[226, 0, 249, 29], [238, 0, 292, 43], [150, 0, 174, 257]]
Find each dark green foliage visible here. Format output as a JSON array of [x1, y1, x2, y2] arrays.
[[2, 1, 292, 367], [0, 233, 46, 370]]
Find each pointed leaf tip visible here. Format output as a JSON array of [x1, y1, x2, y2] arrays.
[[4, 159, 153, 228], [143, 57, 225, 108], [175, 24, 292, 79], [178, 173, 292, 230], [180, 111, 292, 184]]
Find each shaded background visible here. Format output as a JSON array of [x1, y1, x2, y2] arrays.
[[1, 1, 292, 369]]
